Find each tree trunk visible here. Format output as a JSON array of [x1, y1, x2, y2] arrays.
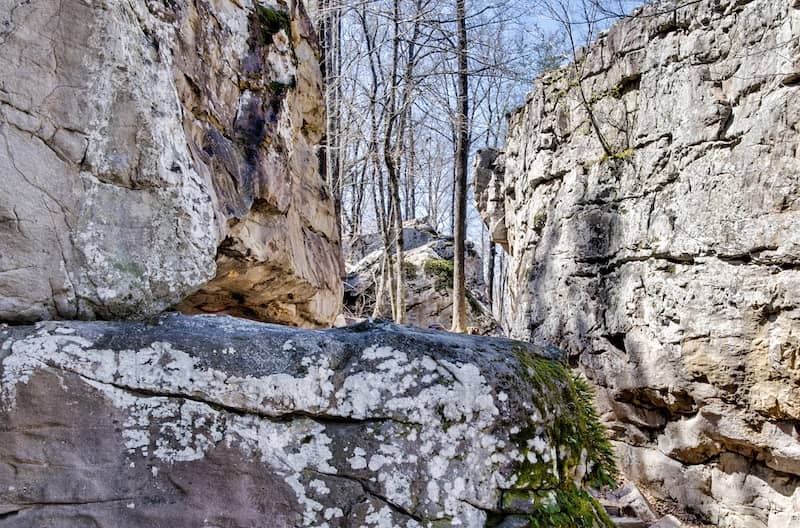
[[319, 0, 343, 241], [451, 0, 469, 333], [383, 0, 405, 324], [487, 242, 496, 310]]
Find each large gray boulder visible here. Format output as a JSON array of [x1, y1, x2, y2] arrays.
[[0, 314, 614, 527], [476, 0, 800, 525], [0, 0, 342, 327]]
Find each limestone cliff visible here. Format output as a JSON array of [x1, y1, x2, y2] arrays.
[[0, 314, 615, 527], [0, 0, 342, 327], [476, 0, 800, 525]]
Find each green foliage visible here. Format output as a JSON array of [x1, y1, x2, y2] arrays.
[[570, 375, 618, 489], [403, 260, 419, 280], [423, 259, 454, 289], [500, 350, 618, 528], [513, 487, 614, 528], [255, 5, 292, 46]]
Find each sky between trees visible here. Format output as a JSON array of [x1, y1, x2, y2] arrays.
[[311, 0, 644, 327]]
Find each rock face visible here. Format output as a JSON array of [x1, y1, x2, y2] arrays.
[[1, 313, 614, 527], [476, 0, 800, 525], [0, 0, 342, 327], [344, 220, 496, 333]]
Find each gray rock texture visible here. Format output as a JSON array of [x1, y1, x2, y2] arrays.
[[0, 0, 342, 327], [344, 220, 497, 333], [476, 0, 800, 526], [1, 313, 613, 527]]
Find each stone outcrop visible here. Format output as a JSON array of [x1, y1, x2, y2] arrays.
[[1, 313, 615, 527], [0, 0, 342, 327], [476, 0, 800, 526], [344, 220, 497, 333]]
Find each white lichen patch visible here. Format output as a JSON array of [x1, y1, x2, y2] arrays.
[[1, 330, 336, 417], [0, 324, 563, 528], [348, 447, 368, 470]]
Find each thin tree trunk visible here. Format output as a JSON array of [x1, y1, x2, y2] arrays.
[[408, 113, 417, 219], [488, 242, 496, 310], [384, 0, 405, 323], [372, 253, 388, 318], [451, 0, 469, 333]]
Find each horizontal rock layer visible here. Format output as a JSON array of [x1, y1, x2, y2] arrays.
[[476, 0, 800, 526], [0, 0, 342, 327], [1, 314, 613, 527]]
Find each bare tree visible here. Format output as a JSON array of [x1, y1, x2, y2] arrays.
[[450, 0, 469, 333]]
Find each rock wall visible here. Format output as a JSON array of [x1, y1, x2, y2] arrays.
[[476, 0, 800, 526], [0, 0, 342, 327], [1, 313, 614, 527], [344, 220, 497, 333]]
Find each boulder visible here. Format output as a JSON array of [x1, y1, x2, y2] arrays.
[[1, 313, 615, 527], [475, 0, 800, 524], [344, 221, 497, 333], [0, 0, 342, 327]]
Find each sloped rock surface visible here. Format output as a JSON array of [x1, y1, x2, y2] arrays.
[[476, 0, 800, 525], [344, 221, 497, 333], [1, 314, 613, 527], [0, 0, 342, 327]]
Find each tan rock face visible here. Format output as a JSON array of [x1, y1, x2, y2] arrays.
[[476, 0, 800, 525], [0, 0, 342, 327]]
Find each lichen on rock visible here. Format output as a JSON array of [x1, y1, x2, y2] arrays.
[[0, 314, 616, 527]]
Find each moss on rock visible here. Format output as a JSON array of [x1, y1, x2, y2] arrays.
[[499, 349, 618, 528], [255, 5, 292, 46], [423, 258, 454, 289]]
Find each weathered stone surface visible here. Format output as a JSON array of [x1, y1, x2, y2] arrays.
[[0, 0, 342, 327], [344, 220, 497, 333], [476, 0, 800, 525], [1, 314, 613, 527]]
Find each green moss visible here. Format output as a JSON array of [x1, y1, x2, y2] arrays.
[[112, 259, 144, 277], [423, 259, 454, 290], [584, 147, 635, 169], [255, 5, 292, 46], [533, 209, 548, 233], [466, 290, 482, 314], [269, 78, 297, 98], [612, 148, 634, 159], [502, 349, 618, 527], [403, 260, 419, 280]]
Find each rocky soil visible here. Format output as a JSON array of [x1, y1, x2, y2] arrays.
[[476, 0, 800, 526], [0, 0, 342, 328]]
